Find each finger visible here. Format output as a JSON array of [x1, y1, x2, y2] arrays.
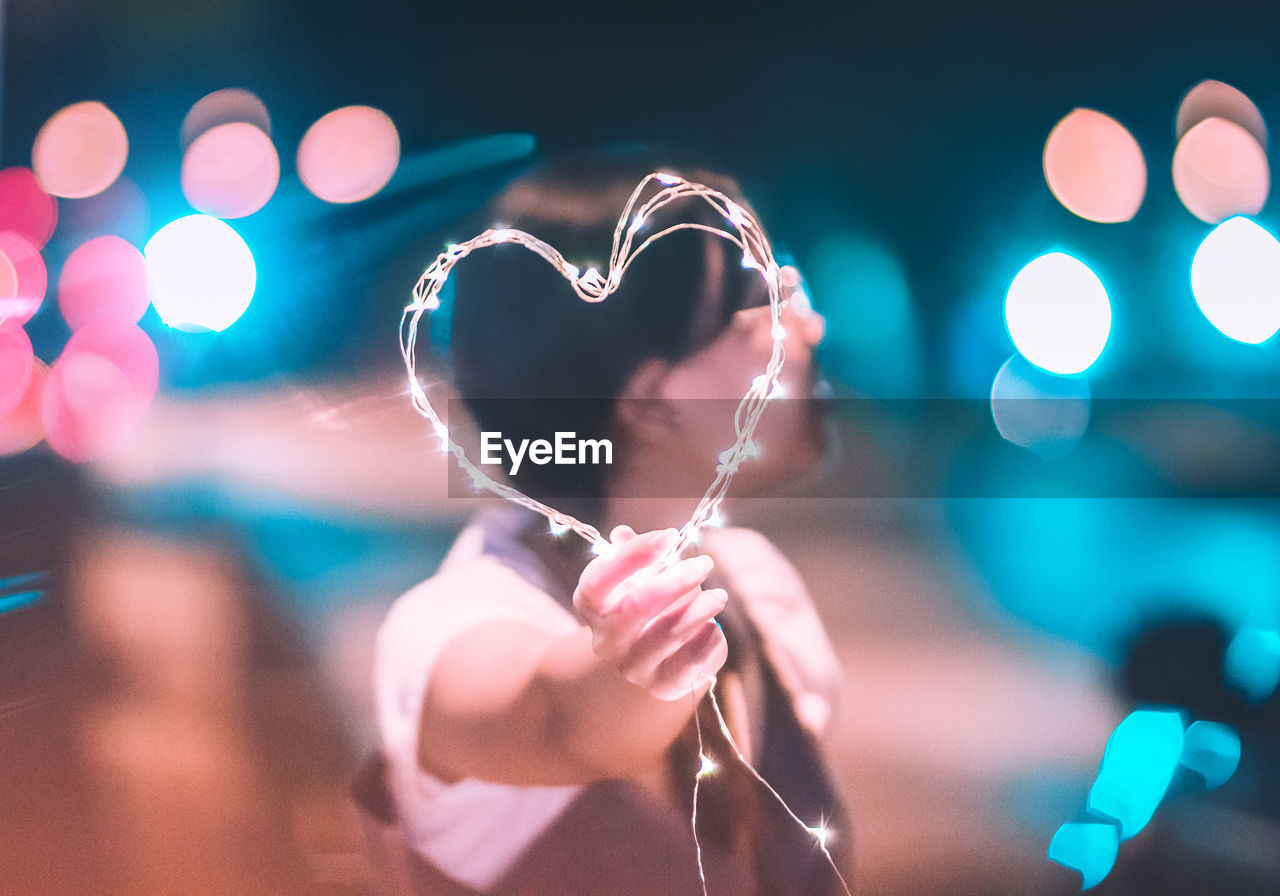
[[647, 620, 729, 701], [606, 553, 714, 621], [625, 587, 728, 677], [575, 528, 679, 615]]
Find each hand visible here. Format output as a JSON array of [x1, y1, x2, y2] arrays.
[[573, 526, 729, 701]]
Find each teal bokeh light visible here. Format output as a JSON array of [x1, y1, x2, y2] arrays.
[[1224, 627, 1280, 702], [1048, 821, 1120, 889], [806, 231, 920, 396], [1179, 720, 1242, 789], [1088, 708, 1184, 839]]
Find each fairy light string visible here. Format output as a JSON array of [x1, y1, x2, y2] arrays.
[[401, 171, 788, 557], [402, 172, 844, 891], [704, 679, 853, 896]]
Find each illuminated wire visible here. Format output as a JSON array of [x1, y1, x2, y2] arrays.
[[705, 683, 854, 896], [401, 172, 789, 559], [691, 682, 710, 896]]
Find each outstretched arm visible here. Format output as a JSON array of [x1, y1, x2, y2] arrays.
[[417, 527, 728, 787]]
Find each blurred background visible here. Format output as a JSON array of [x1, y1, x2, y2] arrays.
[[2, 1, 1279, 892]]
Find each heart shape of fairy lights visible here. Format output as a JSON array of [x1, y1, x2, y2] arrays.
[[401, 172, 789, 557]]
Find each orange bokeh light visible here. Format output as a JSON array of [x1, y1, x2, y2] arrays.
[[0, 359, 47, 456], [1176, 80, 1267, 149], [181, 88, 272, 151], [181, 122, 280, 219], [1043, 108, 1147, 223], [32, 101, 129, 199], [59, 236, 151, 330], [1173, 117, 1269, 224], [0, 167, 58, 249], [0, 232, 48, 326], [297, 105, 399, 203]]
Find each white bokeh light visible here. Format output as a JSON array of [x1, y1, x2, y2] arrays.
[[1190, 216, 1280, 345], [1005, 252, 1111, 375], [144, 215, 256, 332]]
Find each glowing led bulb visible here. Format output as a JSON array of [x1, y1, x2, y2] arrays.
[[655, 172, 681, 185], [716, 446, 741, 472], [698, 754, 718, 778], [807, 824, 830, 848], [549, 519, 571, 537], [563, 263, 580, 280], [632, 212, 646, 229], [408, 293, 441, 312], [705, 507, 725, 528], [750, 374, 784, 399], [725, 201, 750, 228]]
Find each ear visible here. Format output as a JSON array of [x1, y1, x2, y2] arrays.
[[614, 358, 680, 442]]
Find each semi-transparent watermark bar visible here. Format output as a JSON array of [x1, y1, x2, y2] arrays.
[[444, 399, 1280, 499]]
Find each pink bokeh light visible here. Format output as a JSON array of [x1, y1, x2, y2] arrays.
[[42, 320, 158, 463], [63, 318, 159, 401], [42, 351, 146, 462], [0, 231, 49, 326], [0, 167, 58, 249], [1173, 117, 1270, 224], [180, 122, 280, 219], [59, 236, 151, 330], [0, 323, 35, 419]]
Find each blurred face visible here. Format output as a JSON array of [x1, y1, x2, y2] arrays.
[[656, 296, 828, 493]]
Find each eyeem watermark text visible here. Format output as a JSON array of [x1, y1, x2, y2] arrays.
[[481, 431, 613, 476]]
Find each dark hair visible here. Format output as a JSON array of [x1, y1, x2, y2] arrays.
[[449, 148, 763, 508]]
